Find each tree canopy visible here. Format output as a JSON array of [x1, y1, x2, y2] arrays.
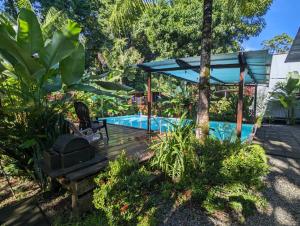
[[0, 0, 274, 76], [132, 0, 272, 59], [262, 33, 293, 54]]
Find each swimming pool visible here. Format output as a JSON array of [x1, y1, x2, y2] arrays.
[[101, 115, 254, 141]]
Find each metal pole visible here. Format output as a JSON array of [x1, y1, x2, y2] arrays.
[[147, 72, 152, 133], [236, 65, 245, 138]]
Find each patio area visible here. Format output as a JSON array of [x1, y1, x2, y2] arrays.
[[254, 124, 300, 159]]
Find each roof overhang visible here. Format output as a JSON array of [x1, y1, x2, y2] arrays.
[[285, 28, 300, 63], [136, 50, 272, 85]]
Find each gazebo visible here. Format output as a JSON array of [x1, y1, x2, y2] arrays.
[[136, 50, 272, 138]]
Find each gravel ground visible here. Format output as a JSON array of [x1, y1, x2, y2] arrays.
[[244, 155, 300, 226], [158, 203, 228, 226]]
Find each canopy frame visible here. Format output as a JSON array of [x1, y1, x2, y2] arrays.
[[137, 50, 272, 138]]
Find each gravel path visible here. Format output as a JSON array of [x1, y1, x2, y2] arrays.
[[244, 155, 300, 226]]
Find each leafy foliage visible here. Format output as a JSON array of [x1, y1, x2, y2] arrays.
[[93, 152, 160, 226], [0, 7, 87, 183], [34, 0, 108, 67], [210, 92, 254, 122], [158, 82, 197, 118], [270, 71, 300, 124], [107, 0, 152, 38], [262, 33, 293, 54], [133, 0, 272, 59], [151, 115, 199, 181], [221, 144, 269, 186], [99, 38, 143, 85], [198, 138, 269, 187], [92, 130, 269, 224]]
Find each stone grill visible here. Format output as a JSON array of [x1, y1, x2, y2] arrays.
[[43, 134, 96, 171]]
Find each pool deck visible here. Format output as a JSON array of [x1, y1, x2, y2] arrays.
[[101, 124, 152, 160]]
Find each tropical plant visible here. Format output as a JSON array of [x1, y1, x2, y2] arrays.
[[33, 0, 108, 67], [0, 7, 87, 182], [108, 0, 153, 38], [99, 38, 143, 85], [159, 82, 197, 118], [1, 0, 69, 39], [270, 72, 300, 124], [151, 115, 199, 181], [210, 92, 254, 122]]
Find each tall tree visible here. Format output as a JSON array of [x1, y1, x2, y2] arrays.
[[196, 0, 273, 140], [262, 33, 293, 54], [35, 0, 108, 68], [133, 0, 272, 60], [196, 0, 213, 140]]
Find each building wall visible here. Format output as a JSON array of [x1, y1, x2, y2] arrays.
[[257, 53, 300, 119]]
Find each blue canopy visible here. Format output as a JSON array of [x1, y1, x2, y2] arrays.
[[137, 50, 272, 85]]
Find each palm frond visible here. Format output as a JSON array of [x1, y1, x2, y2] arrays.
[[16, 0, 32, 10], [109, 0, 151, 36], [41, 7, 68, 39]]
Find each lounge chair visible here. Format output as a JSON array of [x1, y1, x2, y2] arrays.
[[73, 101, 109, 142], [66, 119, 104, 144]]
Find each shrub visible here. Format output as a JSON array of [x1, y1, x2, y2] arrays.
[[194, 139, 269, 221], [93, 152, 160, 225], [198, 139, 268, 187], [221, 144, 269, 187], [151, 115, 199, 181], [198, 138, 244, 185]]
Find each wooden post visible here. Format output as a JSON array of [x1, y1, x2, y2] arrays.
[[236, 65, 245, 138], [253, 84, 258, 122], [147, 72, 152, 133]]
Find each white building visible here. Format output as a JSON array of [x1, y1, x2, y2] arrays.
[[257, 53, 300, 120]]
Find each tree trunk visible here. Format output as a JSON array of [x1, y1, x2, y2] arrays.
[[196, 0, 213, 141]]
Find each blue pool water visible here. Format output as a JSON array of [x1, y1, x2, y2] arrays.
[[102, 115, 254, 141]]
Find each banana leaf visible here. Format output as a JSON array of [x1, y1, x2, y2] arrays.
[[66, 83, 123, 99], [40, 21, 81, 69], [60, 43, 85, 86], [95, 81, 133, 91], [17, 8, 43, 55], [0, 13, 16, 37], [42, 75, 62, 93], [0, 25, 43, 75]]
